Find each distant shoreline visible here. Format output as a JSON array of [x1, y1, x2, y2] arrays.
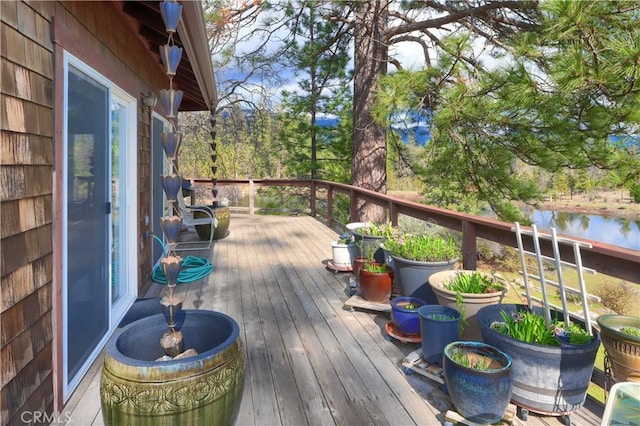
[[389, 190, 640, 221]]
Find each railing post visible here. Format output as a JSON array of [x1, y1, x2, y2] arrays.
[[249, 179, 255, 215], [327, 185, 334, 229], [389, 201, 398, 226], [310, 180, 317, 218], [349, 189, 358, 223], [462, 220, 477, 270]]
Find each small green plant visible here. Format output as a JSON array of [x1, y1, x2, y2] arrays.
[[444, 271, 504, 294], [336, 234, 352, 244], [357, 222, 397, 238], [556, 322, 593, 345], [426, 313, 456, 321], [449, 347, 491, 370], [362, 263, 388, 273], [492, 310, 560, 346], [383, 233, 460, 262], [404, 302, 417, 310], [621, 327, 640, 337], [356, 239, 380, 261]]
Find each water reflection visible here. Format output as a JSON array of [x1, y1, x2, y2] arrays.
[[523, 208, 640, 251]]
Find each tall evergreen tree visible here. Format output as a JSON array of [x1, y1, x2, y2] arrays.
[[373, 0, 640, 221]]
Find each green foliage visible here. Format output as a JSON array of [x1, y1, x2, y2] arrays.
[[444, 271, 504, 294], [630, 184, 640, 203], [373, 0, 640, 221], [594, 281, 639, 315], [565, 323, 593, 345], [448, 347, 492, 370], [384, 233, 460, 262], [336, 234, 352, 245], [356, 222, 398, 238], [493, 310, 560, 346], [621, 327, 640, 338], [362, 262, 388, 273]]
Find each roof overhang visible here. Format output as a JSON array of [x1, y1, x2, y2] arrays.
[[118, 0, 217, 111]]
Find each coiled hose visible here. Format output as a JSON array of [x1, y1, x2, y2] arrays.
[[151, 235, 214, 284]]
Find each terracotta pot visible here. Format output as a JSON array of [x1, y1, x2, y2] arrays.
[[358, 263, 393, 302]]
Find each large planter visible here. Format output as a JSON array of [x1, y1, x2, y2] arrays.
[[443, 341, 514, 424], [477, 304, 600, 416], [597, 314, 640, 383], [390, 297, 426, 335], [358, 264, 393, 302], [194, 206, 231, 240], [352, 230, 386, 264], [429, 269, 507, 341], [331, 241, 357, 268], [418, 305, 461, 365], [392, 255, 457, 305], [101, 310, 245, 426]]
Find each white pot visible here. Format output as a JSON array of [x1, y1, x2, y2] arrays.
[[331, 241, 357, 268]]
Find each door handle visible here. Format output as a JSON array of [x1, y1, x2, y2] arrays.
[[106, 202, 111, 214]]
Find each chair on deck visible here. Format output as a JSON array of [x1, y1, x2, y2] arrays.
[[173, 194, 217, 252]]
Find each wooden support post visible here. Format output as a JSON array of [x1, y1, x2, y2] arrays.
[[310, 180, 316, 218], [249, 179, 255, 215], [350, 189, 358, 223], [462, 220, 477, 270], [327, 186, 334, 229], [389, 201, 398, 227]]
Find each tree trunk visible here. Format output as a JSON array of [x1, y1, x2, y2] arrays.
[[352, 0, 388, 223]]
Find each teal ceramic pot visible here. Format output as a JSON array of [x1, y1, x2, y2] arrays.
[[444, 341, 513, 424]]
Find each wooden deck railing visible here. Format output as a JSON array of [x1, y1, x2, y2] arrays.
[[191, 177, 639, 395], [193, 178, 639, 283]]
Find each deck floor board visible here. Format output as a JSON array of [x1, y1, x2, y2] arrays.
[[64, 214, 603, 426]]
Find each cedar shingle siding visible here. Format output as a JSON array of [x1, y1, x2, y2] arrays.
[[1, 2, 56, 422], [1, 1, 165, 422]]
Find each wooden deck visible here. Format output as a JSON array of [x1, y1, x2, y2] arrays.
[[63, 214, 604, 425]]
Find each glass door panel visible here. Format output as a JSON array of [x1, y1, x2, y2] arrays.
[[111, 102, 124, 304], [66, 65, 110, 382]]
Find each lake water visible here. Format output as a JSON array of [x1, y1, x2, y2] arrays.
[[523, 208, 640, 251]]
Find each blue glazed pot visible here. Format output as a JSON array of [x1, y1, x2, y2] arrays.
[[444, 341, 514, 424], [418, 305, 461, 365], [390, 297, 426, 335]]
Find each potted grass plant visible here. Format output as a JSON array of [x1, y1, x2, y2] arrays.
[[443, 341, 514, 424], [429, 270, 507, 340], [477, 304, 600, 419], [384, 232, 459, 304]]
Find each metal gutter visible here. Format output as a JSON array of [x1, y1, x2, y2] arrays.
[[179, 1, 218, 110]]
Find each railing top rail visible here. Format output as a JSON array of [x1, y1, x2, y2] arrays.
[[189, 177, 639, 282]]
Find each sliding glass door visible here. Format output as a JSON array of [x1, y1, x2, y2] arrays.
[[63, 53, 137, 399]]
